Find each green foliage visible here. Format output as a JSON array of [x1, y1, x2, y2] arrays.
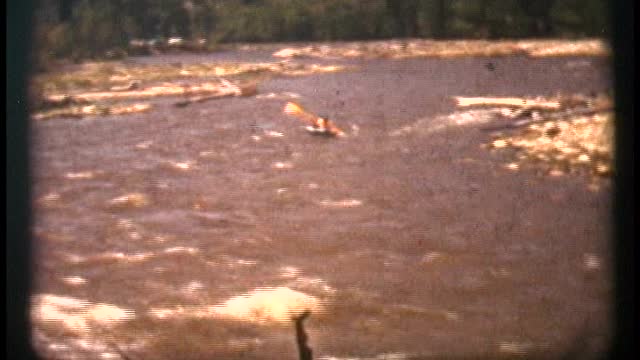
[[551, 0, 610, 37], [32, 22, 73, 71], [33, 0, 611, 63]]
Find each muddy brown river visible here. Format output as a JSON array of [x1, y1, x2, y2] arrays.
[[30, 52, 612, 359]]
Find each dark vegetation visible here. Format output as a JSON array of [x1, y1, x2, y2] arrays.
[[33, 0, 610, 67]]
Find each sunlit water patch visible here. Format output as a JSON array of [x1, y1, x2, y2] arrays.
[[32, 294, 135, 334], [318, 199, 363, 208], [149, 286, 328, 324]]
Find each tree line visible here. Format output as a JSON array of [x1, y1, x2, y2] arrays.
[[33, 0, 610, 64]]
